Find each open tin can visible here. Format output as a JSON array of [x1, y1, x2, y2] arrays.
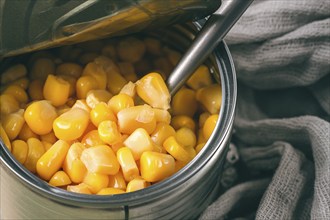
[[0, 19, 237, 219]]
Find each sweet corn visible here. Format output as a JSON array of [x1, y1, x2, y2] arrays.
[[117, 37, 146, 63], [30, 58, 55, 81], [0, 94, 19, 115], [11, 140, 28, 164], [24, 138, 45, 173], [98, 120, 122, 145], [79, 52, 98, 65], [203, 114, 219, 140], [42, 141, 53, 152], [118, 62, 138, 82], [197, 128, 207, 145], [171, 88, 197, 117], [9, 77, 30, 90], [108, 93, 134, 115], [124, 128, 154, 160], [108, 170, 127, 190], [37, 140, 70, 181], [63, 143, 87, 183], [106, 70, 128, 95], [24, 100, 57, 135], [136, 72, 170, 110], [81, 129, 105, 148], [0, 124, 12, 151], [86, 90, 112, 109], [53, 107, 89, 141], [67, 183, 92, 194], [43, 74, 70, 107], [71, 99, 91, 112], [82, 62, 107, 90], [144, 37, 162, 55], [40, 131, 57, 144], [171, 115, 196, 131], [199, 112, 211, 128], [1, 64, 27, 85], [152, 108, 171, 124], [150, 122, 176, 147], [49, 171, 72, 187], [195, 143, 206, 153], [126, 177, 150, 192], [97, 187, 125, 195], [140, 151, 175, 182], [56, 74, 77, 97], [175, 127, 196, 149], [187, 65, 213, 90], [83, 172, 109, 194], [2, 109, 25, 140], [119, 81, 136, 97], [94, 56, 120, 73], [3, 85, 28, 104], [116, 147, 140, 182], [90, 102, 117, 127], [174, 160, 188, 173], [163, 136, 196, 163], [101, 44, 117, 59], [117, 105, 156, 135], [18, 123, 39, 141], [28, 80, 44, 100], [196, 84, 222, 114], [164, 46, 182, 66], [152, 57, 173, 78], [76, 75, 99, 99], [55, 62, 83, 78], [81, 145, 119, 175]]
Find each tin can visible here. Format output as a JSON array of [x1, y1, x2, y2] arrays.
[[0, 21, 237, 219]]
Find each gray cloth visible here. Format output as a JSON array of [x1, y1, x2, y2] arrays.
[[199, 0, 330, 219]]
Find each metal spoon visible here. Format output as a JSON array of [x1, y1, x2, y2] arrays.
[[166, 0, 254, 96]]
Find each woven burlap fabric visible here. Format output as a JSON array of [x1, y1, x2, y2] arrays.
[[199, 0, 330, 219]]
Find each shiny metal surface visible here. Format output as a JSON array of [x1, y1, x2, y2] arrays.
[[166, 0, 253, 95]]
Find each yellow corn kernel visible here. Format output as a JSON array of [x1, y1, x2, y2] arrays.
[[196, 84, 222, 114], [55, 62, 83, 78], [63, 143, 87, 183], [108, 93, 134, 115], [163, 136, 196, 163], [40, 131, 57, 144], [203, 114, 219, 140], [116, 147, 140, 182], [197, 128, 207, 145], [71, 99, 91, 113], [18, 123, 39, 141], [56, 74, 77, 97], [164, 46, 182, 66], [126, 177, 150, 192], [90, 102, 117, 127], [36, 140, 70, 181], [24, 100, 57, 135], [106, 70, 128, 95], [144, 37, 162, 55], [0, 124, 12, 151], [79, 52, 99, 65], [119, 81, 136, 97], [117, 37, 146, 63], [152, 143, 166, 154], [101, 44, 117, 59], [0, 94, 19, 115], [134, 58, 152, 76], [24, 138, 45, 173], [30, 58, 55, 81], [108, 170, 127, 190], [94, 56, 120, 73], [152, 108, 171, 124], [56, 104, 71, 116], [82, 62, 107, 90], [123, 128, 154, 160], [171, 88, 197, 117], [152, 57, 173, 78], [187, 65, 213, 90], [83, 172, 109, 194], [42, 141, 53, 152], [81, 122, 97, 139], [97, 187, 125, 195], [136, 72, 170, 110], [53, 107, 89, 141], [9, 76, 30, 90], [118, 62, 138, 82], [117, 105, 156, 135], [49, 171, 72, 187], [43, 74, 70, 107], [140, 151, 175, 182], [150, 122, 176, 147], [195, 143, 206, 154], [86, 90, 112, 109], [199, 112, 211, 128], [2, 109, 25, 140], [11, 140, 29, 164], [81, 145, 119, 175], [171, 115, 196, 131], [175, 160, 189, 173], [175, 127, 197, 149], [81, 129, 105, 148], [76, 75, 99, 99], [28, 80, 44, 100], [1, 64, 27, 85], [3, 85, 28, 104], [98, 120, 122, 145], [67, 183, 92, 194]]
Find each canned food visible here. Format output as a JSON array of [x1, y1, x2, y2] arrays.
[[0, 21, 236, 219]]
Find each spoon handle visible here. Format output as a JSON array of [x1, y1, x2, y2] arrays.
[[166, 0, 254, 96]]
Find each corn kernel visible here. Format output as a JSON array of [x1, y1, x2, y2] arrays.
[[81, 145, 120, 175], [90, 102, 117, 127], [118, 62, 138, 82], [81, 129, 105, 148], [136, 72, 170, 110], [9, 76, 30, 90], [24, 100, 57, 135], [140, 151, 175, 182], [195, 143, 206, 153], [76, 75, 99, 99], [97, 187, 125, 195], [163, 46, 182, 66], [56, 74, 77, 97], [203, 114, 219, 140], [150, 122, 176, 147], [1, 64, 27, 85], [119, 81, 136, 97], [40, 131, 57, 144], [49, 171, 72, 187], [43, 74, 70, 106], [187, 65, 213, 90], [174, 160, 188, 173], [86, 90, 112, 109], [152, 108, 171, 124], [116, 147, 140, 182], [0, 94, 19, 115], [196, 84, 222, 114], [11, 140, 28, 164], [163, 136, 196, 163], [117, 105, 156, 135], [82, 62, 107, 90], [30, 58, 55, 81], [28, 80, 44, 100], [83, 172, 109, 194], [55, 62, 83, 78], [67, 183, 92, 194], [94, 56, 120, 73], [171, 88, 197, 117], [124, 128, 154, 160], [126, 177, 150, 192], [63, 143, 87, 183], [71, 99, 91, 112], [18, 123, 39, 141], [144, 37, 162, 55], [98, 120, 122, 145], [152, 57, 173, 78], [3, 85, 28, 104], [24, 138, 45, 173], [2, 109, 25, 140], [117, 37, 146, 63], [79, 52, 98, 65], [108, 170, 127, 190], [53, 107, 89, 141], [0, 124, 12, 151], [106, 70, 128, 95], [171, 115, 196, 131], [197, 128, 207, 145], [199, 112, 211, 128], [101, 44, 117, 59], [42, 141, 53, 152], [108, 93, 134, 115], [175, 127, 197, 149]]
